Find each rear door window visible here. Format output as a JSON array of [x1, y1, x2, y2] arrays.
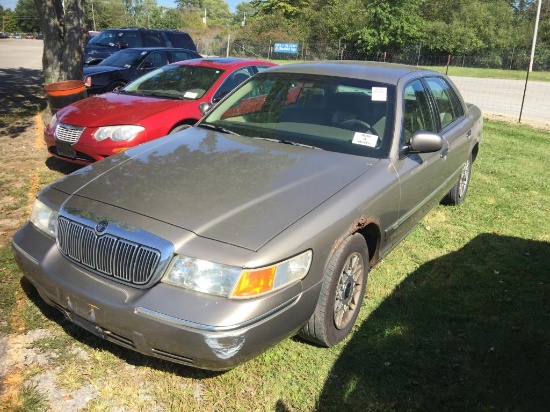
[[165, 32, 197, 51], [171, 50, 197, 62], [425, 77, 465, 129]]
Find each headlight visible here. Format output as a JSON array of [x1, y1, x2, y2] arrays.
[[94, 125, 145, 142], [30, 199, 58, 237], [162, 250, 312, 299], [48, 113, 58, 131]]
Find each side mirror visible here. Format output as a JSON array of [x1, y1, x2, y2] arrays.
[[409, 131, 443, 153], [199, 102, 213, 115]]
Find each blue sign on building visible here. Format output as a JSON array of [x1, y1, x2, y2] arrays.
[[274, 42, 299, 54]]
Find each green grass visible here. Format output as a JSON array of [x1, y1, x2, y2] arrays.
[[0, 119, 549, 411], [423, 65, 550, 82]]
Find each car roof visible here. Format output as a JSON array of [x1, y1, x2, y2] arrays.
[[171, 57, 275, 69], [265, 61, 441, 85]]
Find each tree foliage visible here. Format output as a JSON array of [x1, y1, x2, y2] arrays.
[[15, 0, 40, 33]]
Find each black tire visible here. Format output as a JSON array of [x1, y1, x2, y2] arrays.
[[106, 80, 127, 92], [169, 124, 192, 134], [442, 153, 472, 205], [299, 234, 369, 347]]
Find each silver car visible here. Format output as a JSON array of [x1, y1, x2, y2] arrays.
[[12, 62, 482, 370]]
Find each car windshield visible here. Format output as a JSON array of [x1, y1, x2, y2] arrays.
[[122, 64, 225, 100], [99, 49, 146, 68], [200, 72, 396, 159]]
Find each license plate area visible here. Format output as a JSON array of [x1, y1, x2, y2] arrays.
[[56, 140, 76, 158], [65, 310, 106, 339]]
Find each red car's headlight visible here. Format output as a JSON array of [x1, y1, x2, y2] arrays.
[[94, 125, 145, 142]]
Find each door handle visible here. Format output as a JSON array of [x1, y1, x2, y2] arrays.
[[466, 130, 472, 139]]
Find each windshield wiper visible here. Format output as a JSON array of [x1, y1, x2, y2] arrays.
[[252, 136, 322, 150], [197, 123, 239, 135]]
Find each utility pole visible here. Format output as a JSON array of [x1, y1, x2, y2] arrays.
[[528, 0, 542, 72]]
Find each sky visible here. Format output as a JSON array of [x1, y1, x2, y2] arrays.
[[0, 1, 241, 13]]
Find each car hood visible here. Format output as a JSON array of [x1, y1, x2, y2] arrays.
[[53, 128, 377, 251], [57, 93, 189, 126], [83, 65, 125, 76]]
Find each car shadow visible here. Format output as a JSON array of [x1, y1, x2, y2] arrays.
[[317, 233, 550, 411], [45, 156, 85, 175], [0, 68, 47, 134], [18, 233, 550, 400]]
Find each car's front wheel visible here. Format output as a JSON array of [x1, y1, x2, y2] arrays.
[[299, 234, 369, 347], [107, 80, 127, 92], [169, 124, 192, 134]]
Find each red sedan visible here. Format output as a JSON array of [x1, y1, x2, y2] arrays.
[[45, 58, 276, 165]]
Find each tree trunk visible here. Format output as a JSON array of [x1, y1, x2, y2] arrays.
[[34, 0, 87, 85]]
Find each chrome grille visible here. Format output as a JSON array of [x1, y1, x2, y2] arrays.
[[57, 216, 161, 286], [55, 123, 84, 143]]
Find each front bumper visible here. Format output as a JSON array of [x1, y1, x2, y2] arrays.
[[12, 223, 320, 370], [44, 129, 133, 165]]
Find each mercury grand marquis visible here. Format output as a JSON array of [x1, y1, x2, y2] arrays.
[[12, 61, 483, 370]]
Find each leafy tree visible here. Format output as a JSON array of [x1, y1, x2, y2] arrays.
[[203, 0, 231, 26], [349, 0, 424, 52], [251, 0, 310, 19], [419, 0, 521, 52], [15, 0, 40, 33], [233, 8, 304, 44], [86, 0, 128, 31], [34, 0, 87, 84], [304, 0, 367, 42], [2, 9, 19, 33]]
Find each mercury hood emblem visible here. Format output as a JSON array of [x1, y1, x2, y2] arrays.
[[95, 220, 109, 234]]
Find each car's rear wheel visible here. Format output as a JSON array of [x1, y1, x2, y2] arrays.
[[299, 234, 368, 347], [442, 153, 472, 205]]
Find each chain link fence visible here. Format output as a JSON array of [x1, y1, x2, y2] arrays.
[[198, 39, 550, 70]]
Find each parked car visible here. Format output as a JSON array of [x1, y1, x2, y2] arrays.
[[84, 28, 197, 65], [25, 33, 34, 39], [13, 61, 482, 370], [13, 33, 22, 39], [0, 32, 8, 39], [45, 58, 276, 164], [83, 47, 202, 94], [35, 33, 43, 40]]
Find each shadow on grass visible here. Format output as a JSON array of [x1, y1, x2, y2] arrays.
[[18, 233, 550, 402], [0, 68, 47, 134], [318, 233, 550, 411]]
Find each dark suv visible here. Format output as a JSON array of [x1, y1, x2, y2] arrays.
[[84, 28, 197, 65]]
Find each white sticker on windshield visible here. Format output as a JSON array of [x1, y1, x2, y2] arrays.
[[352, 133, 378, 147], [371, 87, 387, 102], [184, 91, 198, 99]]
